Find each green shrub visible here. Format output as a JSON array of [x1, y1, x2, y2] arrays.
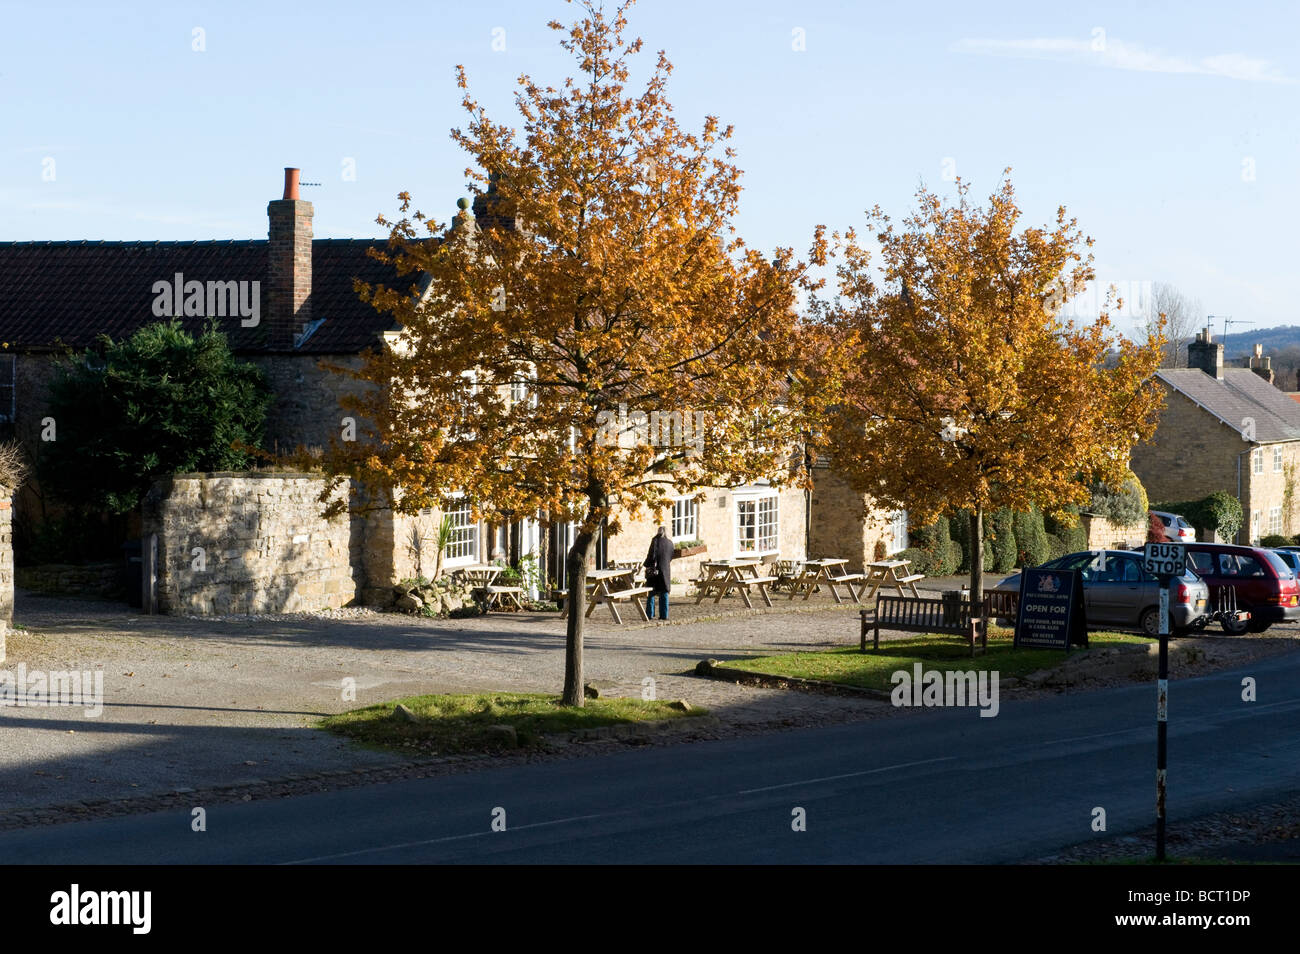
[[912, 516, 958, 576], [40, 319, 271, 514], [950, 512, 972, 572], [1260, 534, 1290, 548], [1045, 504, 1088, 554], [1013, 507, 1050, 567], [1088, 470, 1149, 528], [990, 508, 1017, 573], [1044, 532, 1068, 561], [896, 547, 933, 575]]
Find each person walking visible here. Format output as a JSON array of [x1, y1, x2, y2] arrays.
[[643, 525, 673, 621]]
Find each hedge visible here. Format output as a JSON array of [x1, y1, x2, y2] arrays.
[[989, 508, 1017, 573], [1013, 507, 1050, 568], [1045, 504, 1088, 553], [911, 516, 959, 576], [1260, 534, 1290, 549]]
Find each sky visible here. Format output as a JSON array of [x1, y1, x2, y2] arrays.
[[2, 0, 1297, 335]]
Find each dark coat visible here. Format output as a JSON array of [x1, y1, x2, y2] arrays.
[[643, 533, 674, 594]]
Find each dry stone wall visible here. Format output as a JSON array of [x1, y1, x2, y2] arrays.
[[0, 495, 11, 662], [143, 472, 361, 615]]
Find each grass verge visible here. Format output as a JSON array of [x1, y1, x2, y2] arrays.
[[720, 629, 1151, 692], [320, 691, 705, 755]]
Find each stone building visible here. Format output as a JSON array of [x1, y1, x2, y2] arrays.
[[0, 168, 831, 608], [0, 167, 488, 600], [1131, 328, 1300, 543]]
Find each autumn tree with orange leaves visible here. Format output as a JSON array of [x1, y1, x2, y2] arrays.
[[324, 1, 832, 706], [821, 175, 1165, 604]]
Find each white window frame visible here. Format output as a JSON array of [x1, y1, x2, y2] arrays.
[[670, 496, 698, 542], [1275, 446, 1284, 473], [886, 510, 909, 555], [441, 494, 480, 567], [734, 489, 779, 557], [1253, 448, 1264, 475], [1270, 507, 1283, 536]]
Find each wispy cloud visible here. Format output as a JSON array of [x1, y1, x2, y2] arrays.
[[952, 36, 1294, 84]]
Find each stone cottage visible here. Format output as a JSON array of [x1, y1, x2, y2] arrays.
[[0, 168, 832, 609], [1131, 328, 1300, 543]]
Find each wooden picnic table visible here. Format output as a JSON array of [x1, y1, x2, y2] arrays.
[[455, 564, 525, 611], [861, 558, 925, 601], [581, 567, 652, 624], [694, 559, 775, 609], [787, 557, 865, 604]]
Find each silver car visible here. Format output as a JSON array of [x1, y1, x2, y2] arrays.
[[993, 549, 1211, 636]]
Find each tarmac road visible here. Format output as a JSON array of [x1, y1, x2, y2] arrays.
[[4, 652, 1298, 863]]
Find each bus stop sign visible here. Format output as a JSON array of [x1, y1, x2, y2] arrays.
[[1143, 542, 1186, 579]]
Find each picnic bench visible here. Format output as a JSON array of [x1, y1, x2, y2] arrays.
[[861, 559, 925, 601], [787, 558, 864, 603], [693, 559, 776, 608], [859, 593, 990, 657], [563, 567, 653, 624], [771, 559, 804, 592], [455, 564, 526, 612]]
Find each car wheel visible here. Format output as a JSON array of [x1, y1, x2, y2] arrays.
[[1139, 607, 1162, 637], [1221, 612, 1250, 636], [1247, 619, 1271, 634]]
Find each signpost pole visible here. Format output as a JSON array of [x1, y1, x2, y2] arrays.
[[1143, 541, 1182, 865], [1156, 585, 1169, 863]]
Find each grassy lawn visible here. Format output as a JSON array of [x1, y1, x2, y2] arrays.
[[721, 629, 1152, 692], [320, 691, 705, 755]]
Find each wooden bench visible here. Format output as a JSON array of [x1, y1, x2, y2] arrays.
[[895, 573, 925, 596], [480, 585, 525, 611], [731, 575, 776, 609], [588, 585, 654, 624], [860, 594, 988, 657]]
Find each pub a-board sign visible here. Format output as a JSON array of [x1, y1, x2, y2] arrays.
[[1014, 567, 1088, 650]]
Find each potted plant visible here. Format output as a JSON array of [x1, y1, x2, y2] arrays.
[[673, 538, 706, 558]]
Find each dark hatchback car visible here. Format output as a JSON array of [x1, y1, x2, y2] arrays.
[[1182, 543, 1300, 633], [993, 549, 1210, 636]]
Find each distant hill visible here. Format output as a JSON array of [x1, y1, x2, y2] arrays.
[[1220, 325, 1300, 360]]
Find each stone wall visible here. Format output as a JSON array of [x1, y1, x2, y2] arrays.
[[1130, 386, 1245, 531], [1242, 443, 1300, 543], [15, 562, 124, 598], [143, 472, 362, 615], [249, 354, 370, 456], [1080, 513, 1150, 549], [1131, 382, 1300, 544], [0, 495, 11, 663]]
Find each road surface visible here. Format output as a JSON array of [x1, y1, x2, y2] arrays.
[[4, 653, 1298, 863]]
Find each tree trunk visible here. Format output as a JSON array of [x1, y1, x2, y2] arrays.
[[969, 506, 984, 609], [562, 529, 595, 707]]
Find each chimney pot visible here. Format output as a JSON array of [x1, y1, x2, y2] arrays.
[[1188, 329, 1224, 379], [283, 167, 300, 201]]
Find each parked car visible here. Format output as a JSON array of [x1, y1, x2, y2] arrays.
[[993, 549, 1211, 636], [1182, 543, 1300, 634], [1271, 549, 1300, 576], [1150, 511, 1196, 542]]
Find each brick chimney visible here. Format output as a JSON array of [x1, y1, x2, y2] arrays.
[[1247, 343, 1275, 385], [1188, 327, 1223, 379], [267, 167, 312, 350]]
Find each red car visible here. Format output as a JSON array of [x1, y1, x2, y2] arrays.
[[1183, 543, 1300, 634]]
